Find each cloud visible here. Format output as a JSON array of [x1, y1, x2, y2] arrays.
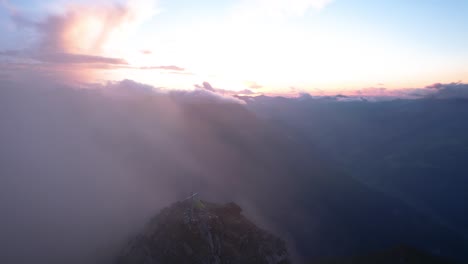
[[0, 77, 243, 263], [7, 3, 136, 54], [342, 87, 431, 101], [140, 65, 185, 71], [237, 89, 255, 95], [36, 52, 128, 64], [2, 75, 466, 264], [89, 79, 245, 104], [248, 82, 263, 89], [0, 49, 128, 64], [31, 1, 157, 55], [426, 83, 444, 89], [0, 78, 175, 264], [0, 49, 129, 83], [170, 89, 245, 104], [0, 72, 9, 80], [195, 81, 216, 92], [259, 82, 468, 102], [0, 0, 19, 17], [426, 82, 468, 99], [0, 77, 282, 264], [194, 81, 258, 97], [140, 49, 152, 55], [0, 0, 158, 81], [0, 50, 20, 56], [298, 92, 313, 100], [314, 82, 468, 101], [96, 79, 158, 97], [360, 83, 468, 100]]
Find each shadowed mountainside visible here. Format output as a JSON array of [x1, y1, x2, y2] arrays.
[[246, 96, 468, 239]]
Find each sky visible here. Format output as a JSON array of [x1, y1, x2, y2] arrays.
[[0, 0, 467, 95]]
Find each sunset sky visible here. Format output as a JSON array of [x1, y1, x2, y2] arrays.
[[0, 0, 467, 95]]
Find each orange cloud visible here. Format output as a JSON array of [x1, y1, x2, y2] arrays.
[[0, 0, 157, 82], [37, 3, 141, 55], [140, 65, 186, 71]]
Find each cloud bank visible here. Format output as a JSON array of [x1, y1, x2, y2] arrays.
[[194, 81, 256, 97], [426, 82, 468, 99], [295, 82, 468, 101]]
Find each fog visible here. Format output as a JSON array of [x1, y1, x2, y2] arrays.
[[0, 78, 257, 263], [1, 78, 468, 263]]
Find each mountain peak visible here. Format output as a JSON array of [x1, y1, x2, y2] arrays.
[[116, 200, 291, 264]]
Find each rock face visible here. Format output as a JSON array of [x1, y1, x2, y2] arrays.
[[116, 200, 291, 264]]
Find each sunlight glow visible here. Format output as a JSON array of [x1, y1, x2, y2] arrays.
[[10, 0, 466, 94]]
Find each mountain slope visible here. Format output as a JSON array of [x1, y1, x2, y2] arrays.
[[246, 96, 468, 240]]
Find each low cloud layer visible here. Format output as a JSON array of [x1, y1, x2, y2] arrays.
[[426, 82, 468, 99], [195, 81, 256, 97], [0, 77, 250, 264], [1, 76, 468, 263], [297, 82, 468, 101]]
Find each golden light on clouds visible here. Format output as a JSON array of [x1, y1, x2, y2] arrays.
[[54, 0, 156, 56]]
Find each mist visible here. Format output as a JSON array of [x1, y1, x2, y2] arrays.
[[1, 78, 468, 263], [0, 78, 255, 263]]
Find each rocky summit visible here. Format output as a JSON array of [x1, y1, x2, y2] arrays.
[[116, 199, 291, 264]]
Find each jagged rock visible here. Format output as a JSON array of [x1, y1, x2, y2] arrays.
[[116, 200, 291, 264]]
